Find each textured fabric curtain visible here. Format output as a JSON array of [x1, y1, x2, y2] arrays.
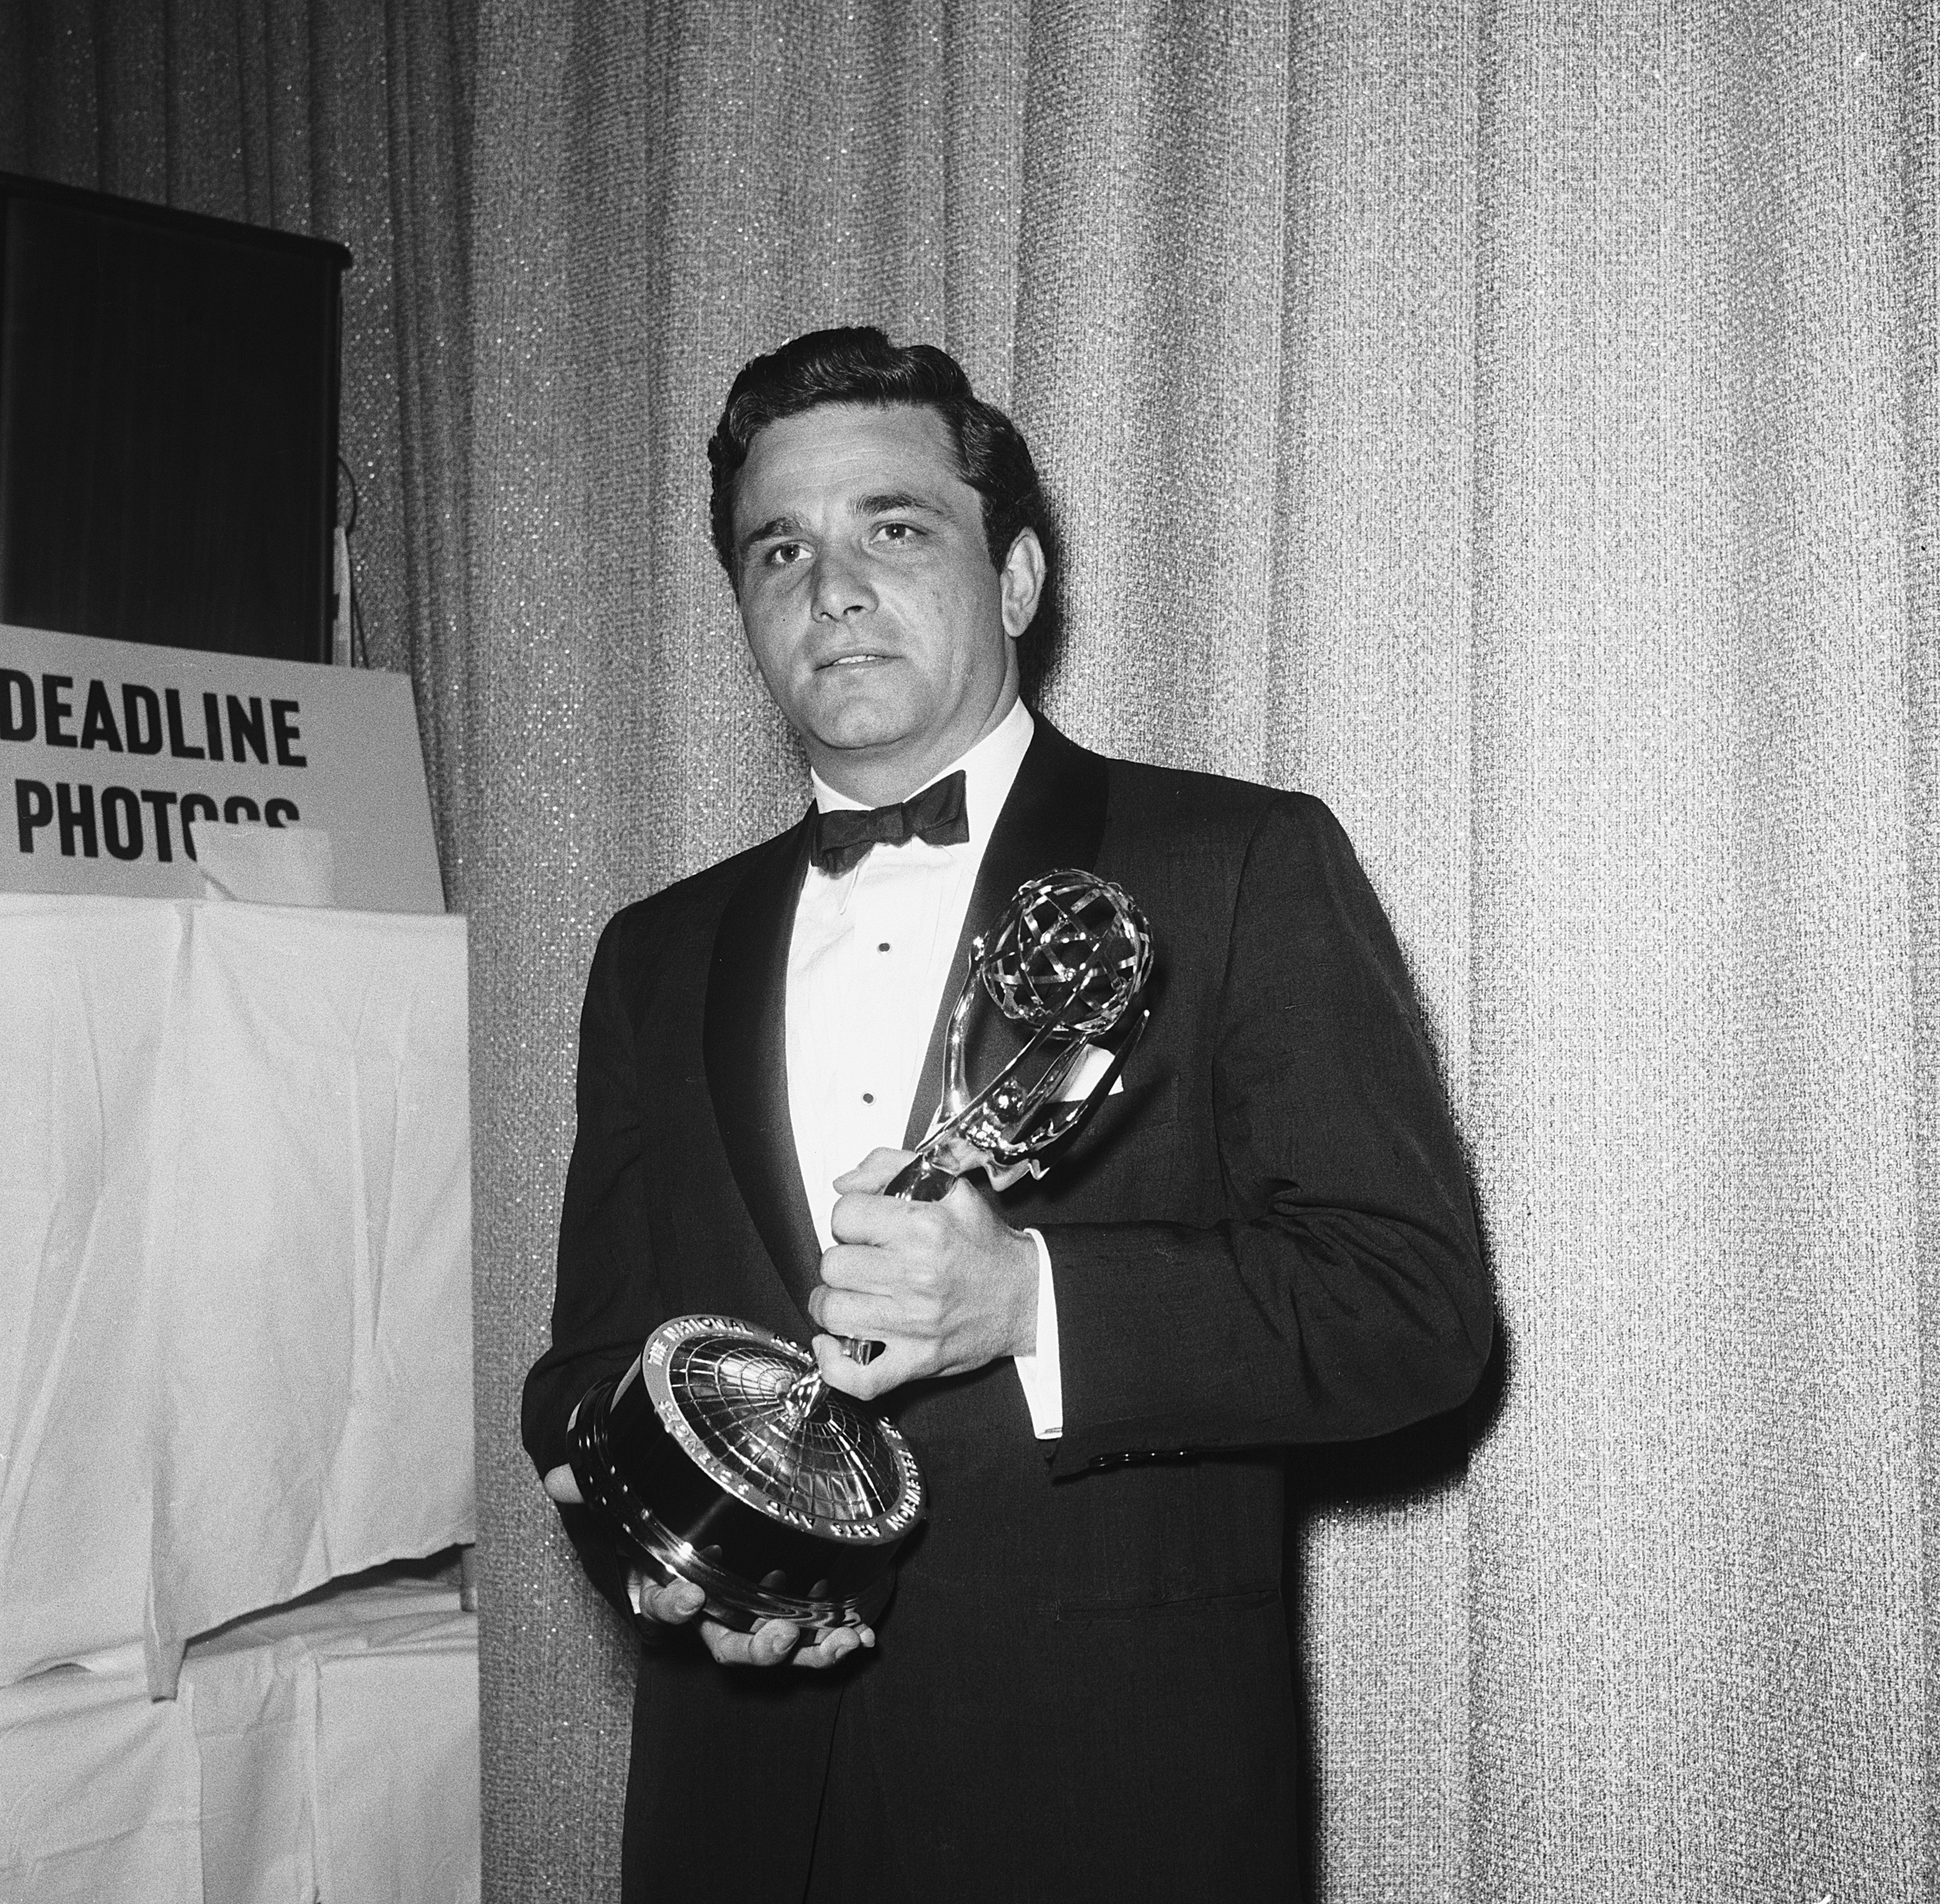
[[10, 1, 1935, 1898], [463, 7, 1935, 1899]]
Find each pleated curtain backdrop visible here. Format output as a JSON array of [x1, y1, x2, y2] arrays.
[[6, 2, 1935, 1899]]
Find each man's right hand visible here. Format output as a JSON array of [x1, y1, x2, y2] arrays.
[[630, 1571, 873, 1669], [542, 1462, 872, 1669]]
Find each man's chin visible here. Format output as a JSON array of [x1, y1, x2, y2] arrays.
[[797, 693, 922, 761], [801, 716, 947, 797]]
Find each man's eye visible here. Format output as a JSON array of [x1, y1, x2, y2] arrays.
[[874, 522, 920, 545], [764, 541, 809, 566]]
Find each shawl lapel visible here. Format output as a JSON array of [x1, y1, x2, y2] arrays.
[[702, 815, 823, 1327]]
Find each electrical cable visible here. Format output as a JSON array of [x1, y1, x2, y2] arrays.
[[337, 451, 360, 536], [336, 453, 369, 667]]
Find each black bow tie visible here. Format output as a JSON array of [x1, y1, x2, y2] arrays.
[[811, 770, 970, 876]]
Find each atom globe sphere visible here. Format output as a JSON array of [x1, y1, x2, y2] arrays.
[[980, 871, 1153, 1039]]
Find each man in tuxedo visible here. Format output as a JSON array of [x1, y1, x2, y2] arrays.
[[524, 327, 1493, 1902]]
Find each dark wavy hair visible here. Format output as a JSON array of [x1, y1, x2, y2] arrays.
[[706, 327, 1048, 588]]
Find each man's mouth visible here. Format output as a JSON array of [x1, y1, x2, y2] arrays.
[[818, 652, 890, 670]]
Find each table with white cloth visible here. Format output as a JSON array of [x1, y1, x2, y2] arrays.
[[0, 892, 477, 1901]]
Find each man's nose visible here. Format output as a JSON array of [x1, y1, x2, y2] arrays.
[[810, 547, 875, 621]]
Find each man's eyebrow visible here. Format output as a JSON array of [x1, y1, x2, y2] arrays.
[[853, 490, 947, 519], [738, 492, 949, 559], [738, 514, 801, 555]]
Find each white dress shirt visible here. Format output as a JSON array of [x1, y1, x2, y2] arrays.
[[785, 698, 1062, 1438]]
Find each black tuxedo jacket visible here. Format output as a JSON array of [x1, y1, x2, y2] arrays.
[[524, 717, 1491, 1904]]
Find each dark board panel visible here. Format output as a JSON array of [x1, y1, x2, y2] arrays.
[[0, 173, 349, 664]]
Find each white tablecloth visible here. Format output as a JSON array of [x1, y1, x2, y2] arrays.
[[0, 1575, 479, 1903], [0, 1659, 202, 1903], [0, 892, 474, 1696]]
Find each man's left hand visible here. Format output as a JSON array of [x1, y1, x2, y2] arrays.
[[809, 1148, 1039, 1400]]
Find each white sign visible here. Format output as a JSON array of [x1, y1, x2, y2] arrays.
[[1, 623, 443, 913]]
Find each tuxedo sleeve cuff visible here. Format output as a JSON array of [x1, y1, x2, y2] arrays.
[[1012, 1228, 1063, 1440]]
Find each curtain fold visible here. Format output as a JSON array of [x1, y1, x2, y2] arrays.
[[7, 1, 1934, 1898], [1911, 0, 1940, 1855], [1466, 8, 1929, 1896]]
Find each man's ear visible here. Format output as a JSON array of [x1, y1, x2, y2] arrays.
[[999, 529, 1046, 638]]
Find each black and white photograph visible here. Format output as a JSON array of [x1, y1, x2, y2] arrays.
[[0, 5, 1934, 1902]]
